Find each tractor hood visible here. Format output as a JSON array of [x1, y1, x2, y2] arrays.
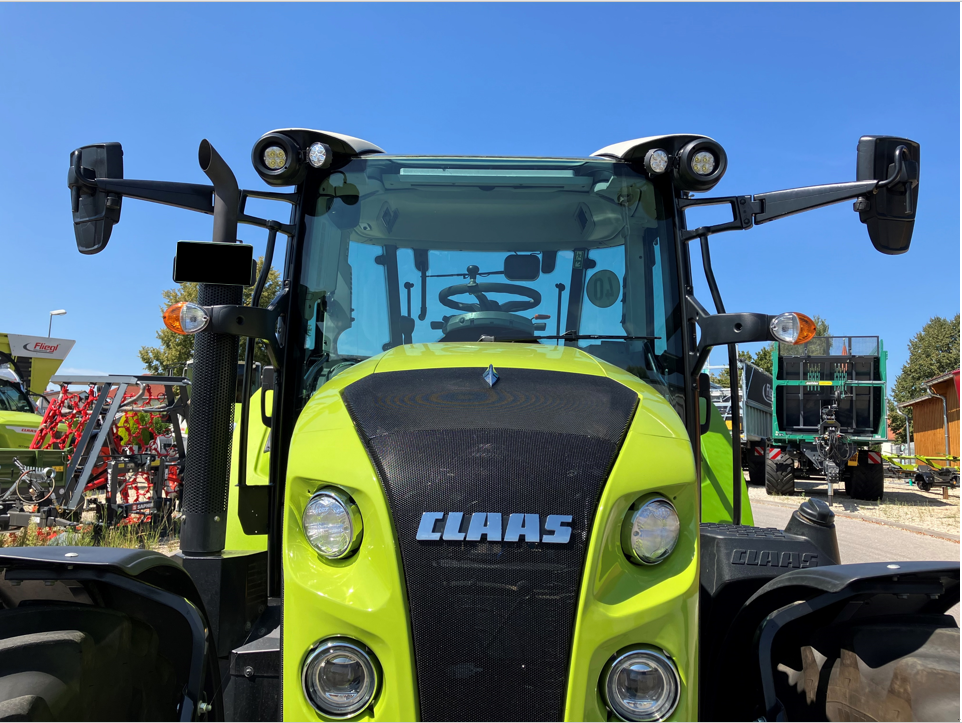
[[363, 342, 688, 440], [285, 342, 699, 721], [0, 410, 43, 449]]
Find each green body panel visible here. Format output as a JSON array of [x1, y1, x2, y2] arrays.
[[699, 402, 753, 526], [0, 448, 68, 493], [0, 411, 43, 449], [279, 343, 748, 720], [224, 395, 272, 552]]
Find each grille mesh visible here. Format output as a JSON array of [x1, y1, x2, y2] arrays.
[[342, 368, 637, 721]]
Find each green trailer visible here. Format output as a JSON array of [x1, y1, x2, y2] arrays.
[[765, 335, 888, 500]]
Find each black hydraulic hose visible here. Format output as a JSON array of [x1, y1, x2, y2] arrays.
[[237, 223, 279, 491], [700, 236, 742, 525]]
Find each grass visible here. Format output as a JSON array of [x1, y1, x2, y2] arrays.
[[0, 521, 177, 551]]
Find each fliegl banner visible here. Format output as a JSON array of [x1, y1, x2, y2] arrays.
[[0, 334, 76, 394], [7, 335, 75, 360]]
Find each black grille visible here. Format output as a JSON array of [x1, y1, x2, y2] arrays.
[[342, 368, 637, 721]]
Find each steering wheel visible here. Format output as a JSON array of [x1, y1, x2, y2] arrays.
[[439, 282, 542, 313]]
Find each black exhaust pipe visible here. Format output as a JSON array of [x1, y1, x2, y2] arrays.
[[179, 140, 242, 555]]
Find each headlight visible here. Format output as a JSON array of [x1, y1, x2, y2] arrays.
[[770, 312, 816, 345], [302, 487, 363, 559], [602, 649, 680, 722], [302, 638, 380, 719], [621, 498, 680, 565]]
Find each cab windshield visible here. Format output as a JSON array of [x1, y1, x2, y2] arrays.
[[0, 380, 34, 414], [298, 157, 685, 414]]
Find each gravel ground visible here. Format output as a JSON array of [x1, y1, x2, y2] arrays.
[[747, 474, 960, 536]]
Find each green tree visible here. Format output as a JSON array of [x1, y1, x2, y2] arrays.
[[887, 314, 960, 443], [139, 258, 281, 374], [747, 315, 830, 375], [710, 350, 753, 388]]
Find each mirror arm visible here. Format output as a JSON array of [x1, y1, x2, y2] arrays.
[[753, 179, 879, 224], [679, 180, 880, 241], [95, 178, 215, 214]]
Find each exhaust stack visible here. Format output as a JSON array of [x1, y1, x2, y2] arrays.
[[179, 140, 243, 555]]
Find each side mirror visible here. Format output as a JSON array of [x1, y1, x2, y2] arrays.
[[856, 136, 920, 255], [68, 143, 124, 255], [504, 254, 541, 281]]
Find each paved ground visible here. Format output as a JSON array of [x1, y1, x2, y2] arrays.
[[752, 500, 960, 622]]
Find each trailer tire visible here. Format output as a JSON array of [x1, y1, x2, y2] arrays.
[[747, 450, 765, 486], [765, 457, 795, 496], [850, 457, 884, 500]]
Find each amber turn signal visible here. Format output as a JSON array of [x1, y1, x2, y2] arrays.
[[163, 302, 209, 335]]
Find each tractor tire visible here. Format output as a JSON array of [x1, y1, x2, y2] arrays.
[[765, 456, 795, 496], [747, 450, 765, 486], [849, 456, 885, 501]]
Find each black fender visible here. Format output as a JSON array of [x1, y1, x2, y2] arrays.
[[706, 560, 960, 721], [0, 547, 219, 722]]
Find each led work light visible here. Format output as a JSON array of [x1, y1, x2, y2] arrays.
[[308, 141, 332, 169], [302, 487, 363, 559], [602, 649, 681, 722], [644, 149, 670, 175], [302, 638, 380, 719], [622, 498, 680, 565]]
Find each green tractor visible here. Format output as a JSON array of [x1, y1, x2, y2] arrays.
[[0, 131, 954, 722]]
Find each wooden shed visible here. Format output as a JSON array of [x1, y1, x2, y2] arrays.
[[900, 369, 960, 460]]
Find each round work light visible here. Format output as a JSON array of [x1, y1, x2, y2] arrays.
[[602, 649, 681, 722], [644, 149, 670, 176], [308, 141, 332, 169], [302, 638, 380, 719], [673, 138, 728, 192], [251, 132, 305, 186]]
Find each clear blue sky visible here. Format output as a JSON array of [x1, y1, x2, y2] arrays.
[[0, 3, 957, 386]]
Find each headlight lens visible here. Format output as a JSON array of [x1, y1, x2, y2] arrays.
[[622, 498, 680, 565], [263, 145, 287, 170], [691, 150, 716, 175], [603, 649, 680, 722], [302, 488, 362, 559], [302, 639, 380, 718]]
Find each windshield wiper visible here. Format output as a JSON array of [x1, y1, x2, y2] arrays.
[[479, 330, 660, 343]]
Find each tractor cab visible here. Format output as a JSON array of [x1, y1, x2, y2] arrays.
[[297, 154, 683, 417]]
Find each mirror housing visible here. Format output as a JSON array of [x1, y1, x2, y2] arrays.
[[68, 143, 124, 254], [856, 136, 920, 255]]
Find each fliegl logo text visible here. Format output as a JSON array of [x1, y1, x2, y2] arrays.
[[23, 341, 60, 355], [416, 512, 573, 544]]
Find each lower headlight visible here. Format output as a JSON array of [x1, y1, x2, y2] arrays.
[[302, 638, 380, 718], [302, 487, 363, 559], [602, 649, 680, 722], [622, 497, 680, 565]]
